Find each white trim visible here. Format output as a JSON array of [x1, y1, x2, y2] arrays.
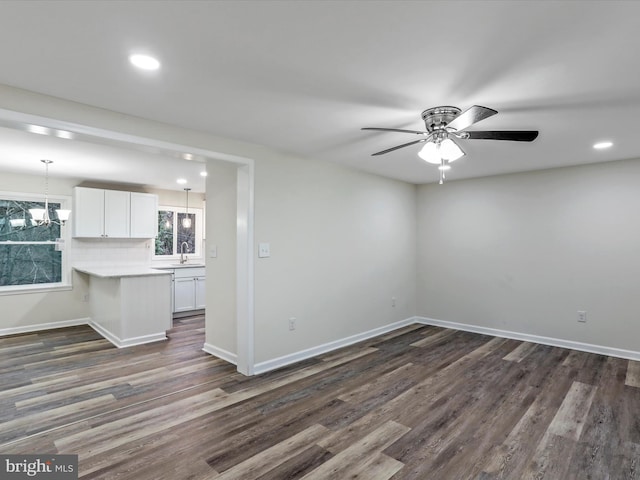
[[88, 320, 167, 348], [0, 317, 89, 337], [252, 317, 416, 375], [236, 164, 255, 375], [0, 284, 72, 296], [202, 343, 238, 365], [416, 316, 640, 362]]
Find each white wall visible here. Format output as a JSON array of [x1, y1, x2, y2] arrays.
[[416, 158, 640, 353], [254, 152, 417, 363], [204, 160, 237, 356]]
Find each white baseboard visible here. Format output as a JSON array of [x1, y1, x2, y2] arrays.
[[252, 317, 417, 375], [88, 321, 167, 348], [0, 317, 89, 337], [8, 314, 638, 375], [416, 316, 640, 362], [202, 343, 238, 365]]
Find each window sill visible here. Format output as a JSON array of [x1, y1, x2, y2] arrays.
[[0, 283, 73, 296]]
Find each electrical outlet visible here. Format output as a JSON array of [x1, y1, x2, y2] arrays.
[[577, 311, 587, 323], [289, 317, 296, 331], [392, 296, 397, 307]]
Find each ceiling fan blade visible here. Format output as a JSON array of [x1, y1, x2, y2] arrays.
[[464, 130, 539, 141], [371, 138, 427, 156], [447, 105, 498, 132], [362, 127, 428, 135]]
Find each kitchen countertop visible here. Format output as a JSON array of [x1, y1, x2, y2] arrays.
[[152, 263, 205, 270], [74, 266, 173, 278]]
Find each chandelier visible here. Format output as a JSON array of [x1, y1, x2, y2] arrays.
[[29, 159, 71, 226]]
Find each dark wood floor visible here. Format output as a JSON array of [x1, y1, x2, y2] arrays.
[[1, 316, 639, 479]]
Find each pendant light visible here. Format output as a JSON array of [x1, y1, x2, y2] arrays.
[[29, 159, 71, 226], [182, 187, 192, 229]]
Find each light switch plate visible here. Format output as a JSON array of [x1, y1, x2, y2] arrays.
[[258, 242, 270, 258], [210, 245, 217, 258]]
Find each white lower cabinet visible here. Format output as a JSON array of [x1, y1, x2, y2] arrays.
[[195, 275, 206, 309], [172, 267, 206, 313]]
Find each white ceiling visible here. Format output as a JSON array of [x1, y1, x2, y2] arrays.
[[0, 0, 638, 190]]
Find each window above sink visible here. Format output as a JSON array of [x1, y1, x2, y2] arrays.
[[153, 205, 204, 263]]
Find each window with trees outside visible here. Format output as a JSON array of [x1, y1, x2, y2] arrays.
[[0, 193, 69, 291], [154, 206, 203, 259]]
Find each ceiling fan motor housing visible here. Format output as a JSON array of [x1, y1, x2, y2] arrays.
[[421, 106, 461, 132]]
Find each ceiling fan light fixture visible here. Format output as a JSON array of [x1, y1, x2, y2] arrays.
[[439, 138, 465, 162], [418, 141, 441, 164]]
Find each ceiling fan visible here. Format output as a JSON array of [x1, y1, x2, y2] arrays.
[[362, 105, 538, 183]]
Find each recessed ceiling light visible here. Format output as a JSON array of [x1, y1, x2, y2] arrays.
[[129, 54, 160, 71], [593, 141, 613, 150], [182, 153, 194, 161], [26, 124, 51, 136], [55, 130, 74, 140], [176, 178, 187, 185], [200, 171, 208, 177]]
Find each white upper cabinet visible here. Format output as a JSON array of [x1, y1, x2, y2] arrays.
[[73, 187, 105, 237], [104, 189, 131, 238], [130, 192, 158, 238], [73, 187, 157, 239]]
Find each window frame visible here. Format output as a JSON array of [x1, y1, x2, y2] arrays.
[[0, 190, 72, 294], [152, 205, 204, 262]]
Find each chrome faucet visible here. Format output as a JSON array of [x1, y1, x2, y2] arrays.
[[180, 242, 189, 264]]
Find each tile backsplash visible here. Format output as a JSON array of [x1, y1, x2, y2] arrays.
[[70, 238, 153, 268]]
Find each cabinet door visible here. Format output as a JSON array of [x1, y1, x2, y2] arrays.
[[194, 276, 206, 309], [130, 192, 158, 238], [104, 190, 130, 238], [174, 277, 196, 312], [72, 187, 105, 238]]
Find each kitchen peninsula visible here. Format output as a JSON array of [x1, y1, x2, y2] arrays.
[[75, 266, 172, 347]]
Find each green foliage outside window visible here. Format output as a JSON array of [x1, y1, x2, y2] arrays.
[[0, 199, 62, 286], [155, 210, 174, 256], [154, 208, 200, 258]]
